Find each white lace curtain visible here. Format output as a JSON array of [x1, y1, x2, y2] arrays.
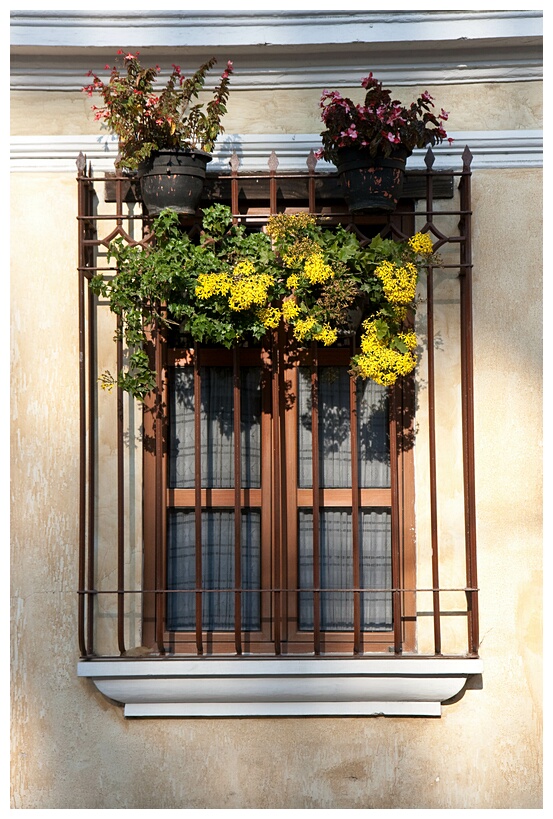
[[167, 365, 391, 632]]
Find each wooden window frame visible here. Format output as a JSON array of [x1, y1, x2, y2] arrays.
[[142, 334, 416, 656]]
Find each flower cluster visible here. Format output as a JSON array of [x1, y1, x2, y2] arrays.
[[266, 213, 351, 346], [196, 261, 275, 314], [408, 232, 434, 255], [83, 51, 233, 170], [353, 319, 418, 386], [349, 231, 435, 385], [375, 260, 418, 305], [94, 205, 438, 398], [193, 260, 279, 349], [316, 72, 452, 165]]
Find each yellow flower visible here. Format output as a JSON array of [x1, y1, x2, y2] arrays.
[[286, 274, 300, 290], [303, 254, 334, 284], [266, 212, 315, 241], [195, 271, 232, 299], [375, 260, 417, 305], [354, 319, 417, 385], [228, 273, 274, 311], [257, 305, 281, 329], [282, 299, 300, 322], [314, 324, 338, 346], [226, 261, 274, 311], [233, 259, 256, 278], [293, 317, 317, 341], [282, 238, 319, 268], [408, 232, 434, 255], [397, 330, 417, 351]]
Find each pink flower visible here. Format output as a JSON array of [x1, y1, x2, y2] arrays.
[[360, 72, 374, 88], [124, 53, 137, 61], [440, 109, 449, 120], [226, 60, 233, 70], [386, 132, 401, 144], [421, 90, 434, 102], [341, 124, 358, 140]]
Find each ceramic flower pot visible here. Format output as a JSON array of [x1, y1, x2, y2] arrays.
[[335, 146, 411, 212], [137, 149, 212, 215]]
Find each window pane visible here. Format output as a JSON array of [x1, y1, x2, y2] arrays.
[[298, 508, 392, 631], [166, 509, 261, 631], [170, 366, 261, 488], [357, 378, 390, 488], [298, 367, 390, 489]]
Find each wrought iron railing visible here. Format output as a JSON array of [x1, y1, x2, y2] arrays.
[[77, 147, 478, 659]]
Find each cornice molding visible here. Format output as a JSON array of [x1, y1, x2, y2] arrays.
[[78, 657, 483, 718], [10, 10, 542, 91], [10, 131, 543, 174], [10, 50, 543, 92], [10, 10, 542, 49]]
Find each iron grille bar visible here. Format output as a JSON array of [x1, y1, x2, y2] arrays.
[[233, 348, 243, 655], [390, 384, 403, 654], [116, 320, 126, 655], [79, 586, 479, 594], [311, 342, 321, 655], [86, 283, 96, 656], [424, 164, 442, 656], [459, 149, 479, 656], [194, 344, 203, 655], [349, 339, 361, 654], [77, 164, 88, 658], [154, 319, 166, 654], [271, 332, 282, 654]]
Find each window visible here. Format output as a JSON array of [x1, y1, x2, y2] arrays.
[[143, 338, 416, 655], [77, 148, 483, 716]]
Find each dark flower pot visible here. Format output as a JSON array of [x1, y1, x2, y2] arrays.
[[335, 146, 411, 212], [137, 149, 212, 216]]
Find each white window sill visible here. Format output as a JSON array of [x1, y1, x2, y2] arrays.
[[78, 657, 483, 717]]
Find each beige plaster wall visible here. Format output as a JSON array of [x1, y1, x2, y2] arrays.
[[10, 63, 542, 807], [10, 80, 543, 137], [10, 162, 542, 809]]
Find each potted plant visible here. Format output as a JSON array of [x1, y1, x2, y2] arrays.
[[315, 72, 452, 212], [84, 51, 233, 214], [90, 206, 437, 398]]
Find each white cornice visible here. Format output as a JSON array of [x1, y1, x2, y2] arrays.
[[10, 10, 542, 92], [10, 131, 544, 174], [78, 657, 483, 718], [10, 10, 542, 91], [10, 49, 543, 93], [10, 10, 542, 50]]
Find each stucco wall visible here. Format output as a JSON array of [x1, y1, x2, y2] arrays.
[[11, 71, 542, 808], [10, 80, 543, 137]]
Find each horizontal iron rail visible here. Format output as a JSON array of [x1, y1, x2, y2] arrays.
[[78, 587, 479, 595]]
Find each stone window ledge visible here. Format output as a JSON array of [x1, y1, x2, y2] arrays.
[[78, 657, 483, 718]]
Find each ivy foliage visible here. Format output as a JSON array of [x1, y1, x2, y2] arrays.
[[90, 205, 436, 398]]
